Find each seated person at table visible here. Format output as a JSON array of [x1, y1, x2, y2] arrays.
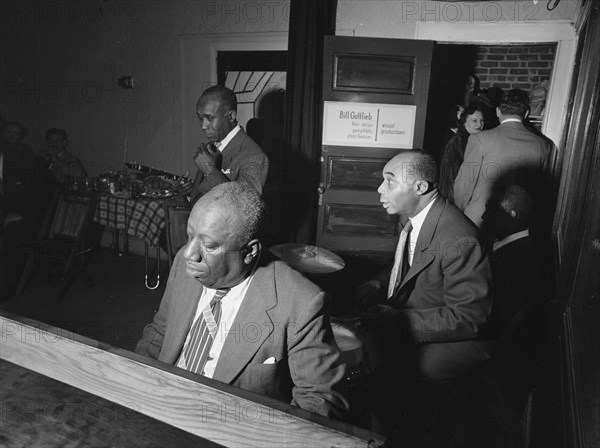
[[1, 121, 53, 299], [135, 182, 348, 418], [353, 150, 493, 440], [44, 128, 87, 185], [189, 86, 268, 203]]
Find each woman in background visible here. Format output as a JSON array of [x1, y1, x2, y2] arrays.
[[438, 106, 484, 204]]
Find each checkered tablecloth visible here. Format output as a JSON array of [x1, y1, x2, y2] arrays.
[[93, 194, 166, 246]]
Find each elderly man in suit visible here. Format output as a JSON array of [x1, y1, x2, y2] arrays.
[[136, 182, 348, 418], [189, 86, 268, 203], [453, 89, 551, 228]]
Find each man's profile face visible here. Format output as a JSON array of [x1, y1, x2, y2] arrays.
[[47, 133, 67, 153], [183, 197, 249, 289], [196, 95, 236, 143], [377, 155, 419, 217]]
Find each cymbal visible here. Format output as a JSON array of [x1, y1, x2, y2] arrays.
[[269, 244, 345, 274]]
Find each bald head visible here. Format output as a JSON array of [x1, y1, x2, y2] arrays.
[[378, 150, 439, 217]]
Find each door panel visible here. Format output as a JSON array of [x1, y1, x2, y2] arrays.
[[317, 36, 433, 253]]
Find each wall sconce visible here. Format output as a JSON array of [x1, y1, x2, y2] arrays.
[[118, 76, 134, 89]]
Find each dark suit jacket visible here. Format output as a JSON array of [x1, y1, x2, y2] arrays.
[[439, 125, 469, 204], [490, 236, 544, 340], [1, 144, 53, 236], [190, 128, 268, 202], [135, 250, 348, 418], [379, 197, 494, 381], [453, 121, 550, 227]]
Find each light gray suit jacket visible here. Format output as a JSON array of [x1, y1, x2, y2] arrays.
[[453, 121, 550, 227], [135, 250, 348, 418]]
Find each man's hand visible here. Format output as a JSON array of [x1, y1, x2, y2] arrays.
[[351, 279, 381, 315], [358, 304, 400, 331], [193, 143, 219, 175]]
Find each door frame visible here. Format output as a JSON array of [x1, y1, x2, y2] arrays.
[[415, 21, 577, 165], [180, 32, 287, 176]]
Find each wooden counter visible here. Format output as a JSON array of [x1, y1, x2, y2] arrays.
[[0, 358, 220, 447], [0, 311, 384, 447]]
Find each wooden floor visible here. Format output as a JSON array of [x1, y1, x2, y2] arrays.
[[1, 248, 167, 352], [1, 246, 392, 351]]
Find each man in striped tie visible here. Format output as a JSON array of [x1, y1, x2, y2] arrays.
[[136, 182, 348, 419]]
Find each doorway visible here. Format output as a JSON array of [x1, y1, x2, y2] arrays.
[[217, 50, 287, 243], [425, 42, 557, 161]]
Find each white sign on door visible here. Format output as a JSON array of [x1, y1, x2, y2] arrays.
[[322, 101, 416, 148]]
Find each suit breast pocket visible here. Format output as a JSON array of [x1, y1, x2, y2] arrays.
[[234, 358, 291, 400]]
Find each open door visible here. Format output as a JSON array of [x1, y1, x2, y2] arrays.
[[316, 36, 433, 253]]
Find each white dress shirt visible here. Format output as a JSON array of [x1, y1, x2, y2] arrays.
[[177, 270, 255, 378], [493, 229, 530, 252], [217, 124, 241, 152], [405, 194, 439, 265]]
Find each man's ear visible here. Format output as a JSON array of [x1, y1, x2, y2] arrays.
[[496, 106, 502, 118], [228, 110, 237, 123], [244, 239, 260, 264], [415, 180, 430, 195]]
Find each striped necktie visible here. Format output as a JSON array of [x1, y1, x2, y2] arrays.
[[183, 288, 230, 374], [388, 221, 413, 298]]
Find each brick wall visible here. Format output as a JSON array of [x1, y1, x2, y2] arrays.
[[474, 44, 556, 92]]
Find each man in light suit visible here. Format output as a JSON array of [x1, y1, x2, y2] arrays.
[[136, 182, 348, 418], [453, 89, 551, 228], [355, 150, 493, 443], [190, 86, 268, 204]]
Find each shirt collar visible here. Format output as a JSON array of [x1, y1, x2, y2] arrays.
[[493, 229, 530, 252], [217, 124, 241, 152], [407, 193, 439, 241], [500, 117, 522, 124]]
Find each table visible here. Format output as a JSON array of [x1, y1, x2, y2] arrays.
[[92, 193, 187, 289], [93, 193, 166, 247]]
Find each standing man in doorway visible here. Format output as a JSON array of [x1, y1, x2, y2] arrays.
[[189, 86, 268, 203], [453, 89, 551, 228]]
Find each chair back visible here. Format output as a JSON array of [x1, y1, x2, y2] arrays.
[[165, 204, 191, 263], [49, 191, 97, 242]]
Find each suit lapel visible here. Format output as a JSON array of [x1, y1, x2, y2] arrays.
[[213, 261, 277, 384], [159, 267, 204, 364], [393, 197, 444, 301], [221, 129, 245, 169]]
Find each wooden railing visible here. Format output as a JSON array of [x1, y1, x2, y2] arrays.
[[0, 311, 384, 447]]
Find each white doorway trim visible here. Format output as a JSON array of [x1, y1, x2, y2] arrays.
[[180, 32, 287, 175], [415, 21, 577, 151]]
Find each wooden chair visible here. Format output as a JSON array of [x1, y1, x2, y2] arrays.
[[164, 200, 191, 268], [15, 188, 99, 301]]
